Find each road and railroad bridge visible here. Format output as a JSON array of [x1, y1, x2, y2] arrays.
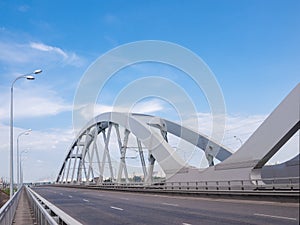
[[1, 84, 299, 224]]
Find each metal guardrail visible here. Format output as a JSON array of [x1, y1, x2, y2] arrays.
[[163, 177, 300, 192], [60, 176, 300, 191], [26, 186, 82, 225], [0, 187, 22, 225], [55, 176, 300, 199]]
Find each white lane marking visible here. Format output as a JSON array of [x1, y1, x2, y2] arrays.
[[254, 213, 297, 221], [98, 194, 103, 197], [120, 197, 129, 200], [68, 195, 73, 198], [110, 206, 124, 211], [59, 193, 63, 195], [162, 202, 178, 207], [182, 223, 192, 225], [83, 199, 89, 202]]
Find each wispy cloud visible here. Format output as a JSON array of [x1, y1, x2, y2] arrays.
[[0, 39, 85, 67], [17, 5, 30, 13], [30, 42, 68, 58]]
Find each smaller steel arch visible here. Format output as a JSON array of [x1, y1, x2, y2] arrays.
[[131, 114, 233, 161]]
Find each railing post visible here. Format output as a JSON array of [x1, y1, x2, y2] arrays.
[[289, 178, 293, 190]]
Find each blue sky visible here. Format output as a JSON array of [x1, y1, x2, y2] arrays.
[[0, 0, 299, 182]]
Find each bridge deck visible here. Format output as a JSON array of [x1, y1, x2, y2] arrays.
[[13, 189, 36, 225]]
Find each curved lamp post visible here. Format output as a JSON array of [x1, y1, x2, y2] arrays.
[[17, 129, 31, 189], [10, 69, 42, 198]]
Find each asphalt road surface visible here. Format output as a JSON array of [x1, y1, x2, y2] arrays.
[[32, 186, 299, 225]]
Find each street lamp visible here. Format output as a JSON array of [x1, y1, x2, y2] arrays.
[[17, 129, 31, 189], [234, 135, 243, 147], [10, 69, 42, 198], [20, 150, 28, 187]]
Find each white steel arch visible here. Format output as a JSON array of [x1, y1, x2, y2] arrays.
[[56, 112, 232, 184]]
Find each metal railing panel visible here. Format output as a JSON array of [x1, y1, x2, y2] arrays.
[[26, 186, 82, 225], [57, 176, 300, 191], [26, 187, 57, 225], [0, 187, 22, 225]]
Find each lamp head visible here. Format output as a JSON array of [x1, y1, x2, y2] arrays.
[[25, 75, 35, 80], [33, 69, 42, 74], [24, 129, 32, 135]]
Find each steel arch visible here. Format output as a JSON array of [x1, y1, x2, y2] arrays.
[[56, 112, 232, 184]]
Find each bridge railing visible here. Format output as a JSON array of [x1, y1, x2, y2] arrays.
[[163, 177, 300, 192], [57, 176, 299, 193], [26, 186, 82, 225], [0, 187, 22, 225]]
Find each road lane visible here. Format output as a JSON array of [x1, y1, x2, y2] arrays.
[[32, 186, 299, 225]]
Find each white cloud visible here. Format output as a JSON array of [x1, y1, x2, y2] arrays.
[[131, 99, 165, 114], [184, 113, 298, 165], [0, 84, 72, 119], [78, 99, 166, 122], [182, 112, 266, 147], [0, 124, 75, 182], [0, 41, 29, 64]]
